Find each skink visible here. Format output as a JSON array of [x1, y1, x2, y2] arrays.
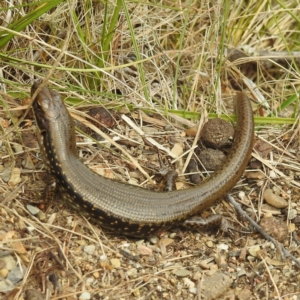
[[31, 83, 254, 237]]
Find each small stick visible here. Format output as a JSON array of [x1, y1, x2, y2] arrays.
[[225, 194, 300, 268]]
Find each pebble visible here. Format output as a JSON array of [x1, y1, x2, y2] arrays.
[[263, 189, 288, 208], [27, 204, 40, 216], [189, 287, 198, 294], [0, 279, 14, 292], [0, 269, 8, 278], [84, 245, 96, 255], [110, 258, 121, 269], [287, 209, 297, 220], [22, 156, 35, 169], [135, 239, 145, 245], [7, 265, 26, 284], [1, 166, 12, 182], [199, 271, 232, 299], [238, 191, 245, 200], [171, 143, 183, 157], [8, 168, 22, 186], [86, 277, 94, 284], [260, 217, 288, 242], [12, 143, 23, 153], [24, 289, 45, 300], [1, 255, 16, 270], [247, 256, 256, 261], [137, 244, 153, 256], [245, 171, 265, 180], [217, 243, 229, 251], [174, 268, 191, 277], [248, 245, 261, 257], [37, 210, 46, 222], [126, 268, 137, 277], [183, 277, 195, 288], [206, 240, 214, 248], [169, 232, 177, 239], [79, 291, 91, 300], [236, 268, 247, 277], [149, 236, 158, 244]]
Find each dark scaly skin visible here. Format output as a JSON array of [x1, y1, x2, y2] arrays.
[[31, 83, 254, 237]]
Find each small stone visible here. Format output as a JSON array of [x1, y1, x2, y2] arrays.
[[12, 143, 23, 153], [37, 210, 46, 222], [135, 239, 145, 245], [22, 156, 35, 170], [8, 168, 21, 186], [217, 243, 229, 251], [0, 268, 8, 278], [110, 258, 121, 269], [137, 244, 153, 256], [245, 171, 265, 180], [238, 191, 245, 200], [171, 143, 183, 157], [248, 245, 261, 257], [287, 209, 297, 220], [169, 232, 177, 238], [193, 272, 202, 280], [1, 256, 16, 271], [260, 217, 288, 242], [174, 269, 191, 277], [186, 126, 198, 137], [236, 268, 247, 277], [86, 277, 94, 285], [26, 205, 40, 216], [236, 288, 252, 300], [0, 279, 14, 292], [264, 189, 288, 208], [0, 260, 5, 269], [11, 241, 27, 255], [79, 291, 91, 300], [126, 268, 137, 277], [183, 277, 195, 288], [247, 256, 256, 261], [199, 261, 210, 269], [1, 166, 12, 182], [84, 245, 96, 255], [189, 288, 198, 294], [149, 236, 158, 244], [7, 265, 26, 284], [24, 289, 45, 300], [206, 240, 214, 248], [199, 271, 232, 299], [158, 238, 173, 247]]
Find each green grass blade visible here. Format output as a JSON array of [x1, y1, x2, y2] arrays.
[[0, 0, 64, 49]]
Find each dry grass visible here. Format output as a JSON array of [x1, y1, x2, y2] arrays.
[[1, 0, 300, 299]]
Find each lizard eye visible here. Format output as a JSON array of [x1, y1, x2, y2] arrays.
[[33, 99, 43, 111]]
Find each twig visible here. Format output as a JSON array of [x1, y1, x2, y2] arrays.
[[226, 194, 300, 268]]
